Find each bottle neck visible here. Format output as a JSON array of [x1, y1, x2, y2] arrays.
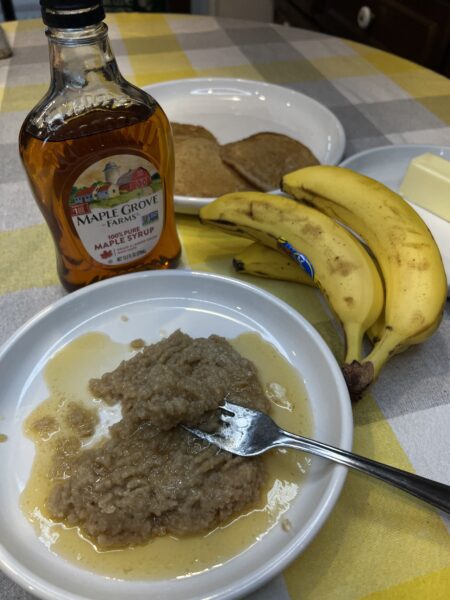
[[47, 23, 122, 90]]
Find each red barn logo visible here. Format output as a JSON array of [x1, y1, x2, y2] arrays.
[[117, 167, 152, 193]]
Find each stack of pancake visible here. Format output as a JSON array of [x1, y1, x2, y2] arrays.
[[172, 123, 319, 198]]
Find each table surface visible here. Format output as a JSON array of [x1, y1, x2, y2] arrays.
[[0, 12, 449, 600]]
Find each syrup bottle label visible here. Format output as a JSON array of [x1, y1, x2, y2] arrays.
[[68, 155, 164, 266]]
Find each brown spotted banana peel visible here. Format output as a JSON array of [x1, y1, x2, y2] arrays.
[[282, 165, 447, 398], [200, 192, 384, 364]]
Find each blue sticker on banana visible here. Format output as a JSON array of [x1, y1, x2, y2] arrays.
[[277, 237, 315, 279]]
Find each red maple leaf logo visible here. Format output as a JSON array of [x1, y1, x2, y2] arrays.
[[100, 250, 113, 259]]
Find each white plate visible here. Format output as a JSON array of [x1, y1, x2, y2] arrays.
[[143, 78, 346, 214], [0, 271, 352, 600], [340, 144, 450, 292]]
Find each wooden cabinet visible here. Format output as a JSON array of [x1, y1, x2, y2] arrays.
[[274, 0, 450, 76]]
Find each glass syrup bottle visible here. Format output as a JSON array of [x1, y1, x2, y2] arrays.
[[19, 0, 181, 291]]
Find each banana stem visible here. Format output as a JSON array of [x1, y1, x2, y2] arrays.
[[343, 328, 400, 399], [343, 322, 364, 363]]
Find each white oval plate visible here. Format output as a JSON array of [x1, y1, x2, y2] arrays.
[[143, 78, 346, 215], [0, 271, 352, 600], [340, 144, 450, 291]]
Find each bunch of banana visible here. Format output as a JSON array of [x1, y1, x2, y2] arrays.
[[282, 165, 447, 398], [200, 192, 384, 365]]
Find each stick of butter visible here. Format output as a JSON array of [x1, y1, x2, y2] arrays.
[[399, 153, 450, 222]]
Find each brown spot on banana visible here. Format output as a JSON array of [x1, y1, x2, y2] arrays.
[[388, 205, 401, 216], [404, 242, 429, 250], [344, 296, 354, 306], [328, 257, 357, 277], [408, 258, 430, 271], [232, 258, 245, 272], [410, 311, 426, 327], [301, 223, 323, 238]]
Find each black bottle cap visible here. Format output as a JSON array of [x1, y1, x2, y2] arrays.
[[40, 1, 105, 28]]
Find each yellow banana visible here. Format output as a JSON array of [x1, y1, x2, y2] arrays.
[[282, 165, 447, 397], [233, 243, 313, 286], [200, 192, 384, 364]]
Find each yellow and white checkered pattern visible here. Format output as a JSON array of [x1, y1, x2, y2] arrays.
[[0, 13, 449, 600]]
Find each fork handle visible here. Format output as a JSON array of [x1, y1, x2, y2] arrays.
[[276, 430, 450, 514]]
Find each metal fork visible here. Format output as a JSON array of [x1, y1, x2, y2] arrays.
[[185, 401, 450, 514]]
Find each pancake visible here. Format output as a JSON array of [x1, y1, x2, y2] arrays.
[[171, 122, 218, 143], [174, 137, 252, 198], [220, 132, 319, 191]]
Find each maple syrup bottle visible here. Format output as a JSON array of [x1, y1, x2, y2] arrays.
[[19, 0, 181, 291]]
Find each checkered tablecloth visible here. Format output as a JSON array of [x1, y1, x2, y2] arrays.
[[0, 12, 449, 600]]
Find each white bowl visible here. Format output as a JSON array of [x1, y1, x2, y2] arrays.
[[0, 271, 352, 600], [143, 77, 346, 214]]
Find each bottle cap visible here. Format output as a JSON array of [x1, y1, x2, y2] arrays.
[[40, 1, 105, 28]]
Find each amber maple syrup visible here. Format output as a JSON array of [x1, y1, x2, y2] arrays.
[[20, 104, 180, 291]]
